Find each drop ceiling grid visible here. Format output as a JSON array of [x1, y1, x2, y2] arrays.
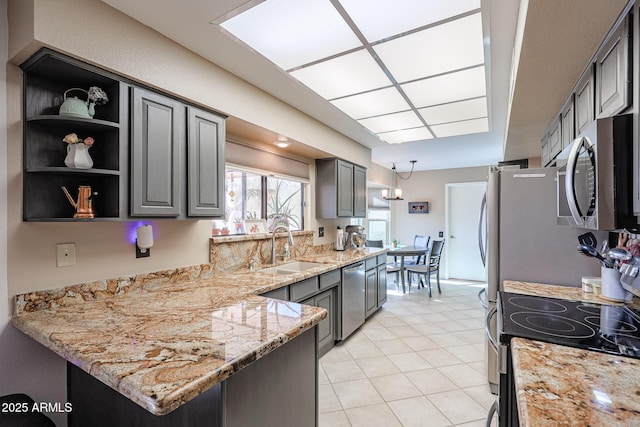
[[220, 0, 489, 144]]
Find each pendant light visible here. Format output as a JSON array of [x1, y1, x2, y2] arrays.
[[382, 160, 416, 200]]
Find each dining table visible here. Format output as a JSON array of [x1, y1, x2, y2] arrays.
[[386, 245, 431, 293]]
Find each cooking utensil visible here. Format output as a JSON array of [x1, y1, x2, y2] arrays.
[[577, 244, 613, 268], [607, 247, 632, 262], [578, 232, 598, 248]]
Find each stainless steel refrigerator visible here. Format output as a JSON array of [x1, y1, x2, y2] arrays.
[[478, 166, 607, 393]]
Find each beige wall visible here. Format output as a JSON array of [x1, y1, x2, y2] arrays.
[[6, 0, 370, 296], [390, 166, 489, 246]]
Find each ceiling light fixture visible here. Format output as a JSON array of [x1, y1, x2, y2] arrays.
[[274, 140, 291, 148], [381, 160, 417, 200]]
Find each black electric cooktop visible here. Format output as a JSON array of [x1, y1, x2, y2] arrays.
[[499, 292, 640, 359]]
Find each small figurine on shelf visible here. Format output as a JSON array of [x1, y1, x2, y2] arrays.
[[86, 86, 109, 118], [63, 133, 94, 169]]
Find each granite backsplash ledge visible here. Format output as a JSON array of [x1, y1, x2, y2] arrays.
[[15, 230, 326, 315]]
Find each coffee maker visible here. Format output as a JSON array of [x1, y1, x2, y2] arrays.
[[345, 225, 366, 250]]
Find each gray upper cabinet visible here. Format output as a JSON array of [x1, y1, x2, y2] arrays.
[[541, 134, 550, 166], [595, 15, 630, 118], [187, 107, 225, 217], [316, 158, 367, 218], [131, 87, 184, 216], [575, 65, 595, 135], [560, 95, 575, 151], [336, 160, 354, 217], [547, 116, 562, 160], [131, 87, 226, 218], [353, 165, 367, 217]]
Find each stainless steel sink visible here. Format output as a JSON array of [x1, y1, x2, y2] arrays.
[[259, 261, 324, 275]]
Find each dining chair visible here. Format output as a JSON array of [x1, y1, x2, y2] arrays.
[[404, 235, 430, 266], [405, 239, 445, 297]]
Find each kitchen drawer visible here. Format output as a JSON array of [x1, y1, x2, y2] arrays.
[[261, 286, 288, 300], [290, 277, 319, 302], [319, 269, 340, 290], [365, 256, 377, 270], [377, 254, 387, 266]]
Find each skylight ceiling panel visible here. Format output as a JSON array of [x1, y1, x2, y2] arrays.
[[331, 87, 411, 120], [290, 50, 392, 99], [339, 0, 481, 42], [419, 97, 488, 125], [431, 117, 489, 138], [357, 111, 423, 133], [221, 0, 361, 70], [402, 66, 487, 108], [373, 13, 484, 83], [377, 127, 433, 144]]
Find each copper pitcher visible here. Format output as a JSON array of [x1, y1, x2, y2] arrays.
[[61, 185, 96, 218]]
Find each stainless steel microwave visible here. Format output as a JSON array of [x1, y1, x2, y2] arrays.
[[556, 114, 636, 230]]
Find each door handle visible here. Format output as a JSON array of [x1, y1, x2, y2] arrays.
[[485, 305, 498, 353]]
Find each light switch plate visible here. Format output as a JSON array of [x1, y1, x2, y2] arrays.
[[56, 243, 76, 267]]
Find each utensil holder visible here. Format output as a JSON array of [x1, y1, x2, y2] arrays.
[[601, 267, 632, 302]]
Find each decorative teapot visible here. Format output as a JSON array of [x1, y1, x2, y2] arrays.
[[61, 185, 96, 218], [59, 88, 91, 119]]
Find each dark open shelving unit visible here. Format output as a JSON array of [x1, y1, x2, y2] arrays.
[[21, 49, 127, 222]]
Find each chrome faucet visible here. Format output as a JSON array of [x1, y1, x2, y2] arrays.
[[271, 225, 295, 264]]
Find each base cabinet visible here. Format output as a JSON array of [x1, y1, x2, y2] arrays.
[[68, 328, 317, 427], [302, 288, 337, 357], [365, 267, 378, 318], [261, 271, 340, 357], [365, 254, 388, 319]]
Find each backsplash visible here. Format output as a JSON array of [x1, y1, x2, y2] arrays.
[[15, 231, 324, 315], [209, 230, 316, 272]]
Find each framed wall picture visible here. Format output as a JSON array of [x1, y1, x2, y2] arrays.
[[245, 219, 268, 234], [408, 202, 429, 214]]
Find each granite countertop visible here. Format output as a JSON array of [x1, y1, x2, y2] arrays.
[[511, 338, 640, 426], [11, 247, 386, 416], [504, 280, 640, 426]]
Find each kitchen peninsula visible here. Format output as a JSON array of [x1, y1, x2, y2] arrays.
[[11, 244, 386, 427]]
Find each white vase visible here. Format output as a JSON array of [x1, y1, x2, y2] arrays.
[[65, 143, 93, 169]]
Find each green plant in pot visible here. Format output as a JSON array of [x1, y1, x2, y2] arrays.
[[267, 181, 301, 231]]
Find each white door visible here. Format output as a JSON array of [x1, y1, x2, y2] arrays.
[[445, 182, 486, 281]]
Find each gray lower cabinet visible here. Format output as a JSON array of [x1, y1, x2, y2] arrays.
[[365, 255, 388, 319], [261, 270, 340, 357], [377, 261, 388, 306], [67, 327, 317, 427], [365, 267, 378, 318], [302, 288, 337, 357], [131, 87, 226, 218]]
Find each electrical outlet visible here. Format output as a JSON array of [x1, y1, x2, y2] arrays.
[[439, 231, 444, 238], [56, 243, 76, 267], [318, 227, 325, 237]]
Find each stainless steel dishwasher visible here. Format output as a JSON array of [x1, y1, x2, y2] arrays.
[[341, 261, 365, 340]]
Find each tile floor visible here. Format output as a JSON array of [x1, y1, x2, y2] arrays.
[[318, 278, 498, 427]]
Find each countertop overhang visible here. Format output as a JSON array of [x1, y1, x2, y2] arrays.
[[11, 247, 387, 415]]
